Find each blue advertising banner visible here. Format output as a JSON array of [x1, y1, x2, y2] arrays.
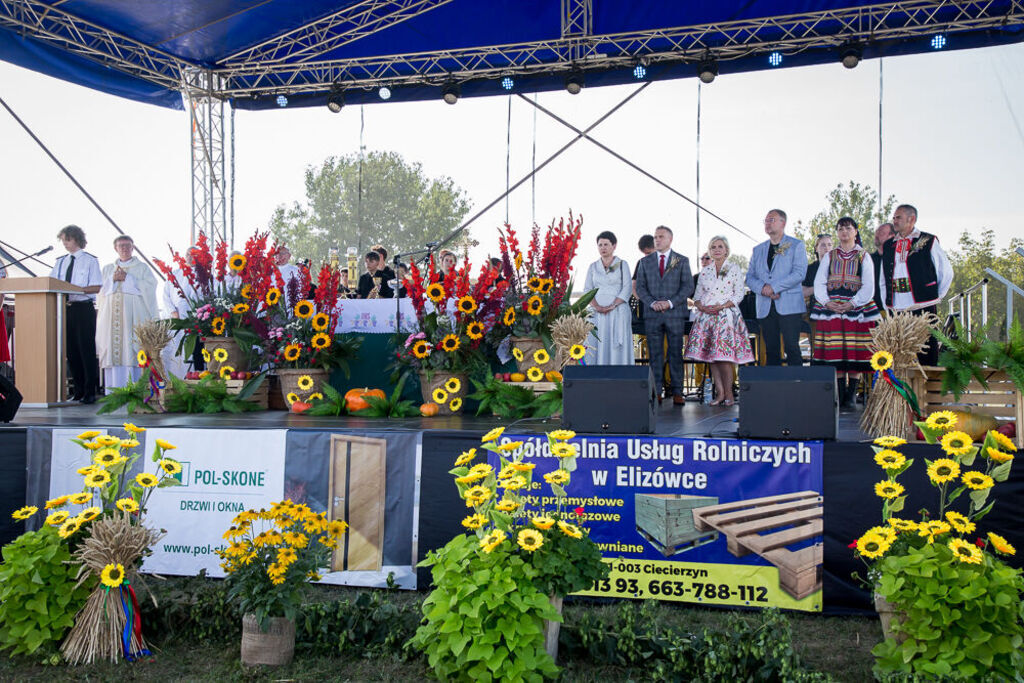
[[491, 435, 825, 612]]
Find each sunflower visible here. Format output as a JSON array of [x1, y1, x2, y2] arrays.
[[511, 462, 535, 472], [873, 450, 906, 471], [76, 464, 98, 476], [512, 347, 524, 361], [232, 303, 250, 315], [866, 525, 898, 543], [240, 284, 252, 300], [480, 529, 507, 553], [544, 470, 570, 485], [962, 471, 994, 490], [501, 476, 527, 491], [265, 287, 282, 306], [940, 431, 974, 457], [297, 375, 314, 391], [569, 344, 586, 360], [58, 518, 82, 539], [116, 497, 139, 513], [873, 436, 907, 448], [988, 532, 1016, 555], [449, 397, 463, 412], [989, 430, 1016, 452], [78, 506, 102, 522], [887, 518, 918, 533], [918, 520, 952, 543], [855, 531, 891, 559], [308, 392, 324, 401], [286, 392, 300, 405], [137, 350, 148, 366], [539, 278, 554, 294], [517, 528, 544, 552], [466, 321, 485, 340], [159, 459, 182, 475], [874, 480, 904, 499], [277, 547, 298, 565], [84, 470, 111, 488], [527, 276, 543, 292], [481, 427, 505, 443], [411, 339, 431, 359], [948, 538, 983, 564], [557, 520, 583, 539], [527, 367, 543, 382], [45, 511, 69, 526], [294, 300, 314, 319], [201, 348, 211, 362], [136, 472, 159, 488], [211, 317, 226, 335], [426, 283, 446, 303], [461, 513, 487, 529], [497, 441, 523, 452], [11, 505, 37, 521], [549, 429, 576, 441], [925, 410, 958, 430], [533, 349, 550, 365], [283, 343, 302, 362], [432, 388, 448, 404], [311, 312, 330, 331], [944, 511, 976, 534], [526, 295, 544, 316], [212, 347, 229, 363], [155, 439, 176, 450], [502, 307, 516, 326], [495, 499, 519, 512], [551, 442, 576, 459], [987, 447, 1014, 464], [82, 442, 102, 451], [95, 435, 120, 447], [68, 492, 92, 505], [457, 296, 477, 314], [100, 563, 126, 588], [120, 438, 140, 449], [219, 365, 235, 379], [514, 252, 523, 269], [310, 332, 332, 350], [531, 515, 555, 530], [869, 350, 893, 372], [463, 485, 493, 507], [455, 472, 485, 485], [440, 334, 460, 353], [78, 430, 101, 440], [927, 458, 960, 484], [94, 448, 123, 468], [228, 254, 246, 272], [444, 377, 462, 394]]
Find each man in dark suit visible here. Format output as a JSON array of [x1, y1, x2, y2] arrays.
[[635, 226, 694, 405], [871, 222, 894, 312]]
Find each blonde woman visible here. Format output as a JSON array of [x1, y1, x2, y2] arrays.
[[684, 236, 754, 406]]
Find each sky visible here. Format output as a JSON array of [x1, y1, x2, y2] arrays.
[[2, 41, 1023, 281]]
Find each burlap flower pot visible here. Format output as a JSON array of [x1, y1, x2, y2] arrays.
[[419, 370, 468, 416], [240, 614, 294, 667], [275, 368, 329, 406], [203, 336, 249, 375], [510, 336, 560, 376]]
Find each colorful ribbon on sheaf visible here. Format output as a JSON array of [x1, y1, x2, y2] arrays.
[[138, 355, 166, 404], [872, 368, 922, 419], [107, 580, 151, 662]]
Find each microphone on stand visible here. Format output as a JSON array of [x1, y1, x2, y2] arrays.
[[1, 245, 54, 270]]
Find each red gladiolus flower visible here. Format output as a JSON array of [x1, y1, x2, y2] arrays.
[[574, 507, 585, 516]]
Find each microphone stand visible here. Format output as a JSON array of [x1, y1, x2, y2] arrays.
[[0, 245, 55, 275]]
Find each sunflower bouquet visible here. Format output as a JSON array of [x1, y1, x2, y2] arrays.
[[216, 500, 348, 629], [409, 428, 609, 680], [852, 417, 1022, 679]]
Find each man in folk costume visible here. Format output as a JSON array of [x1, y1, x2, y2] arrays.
[[97, 235, 158, 389], [746, 209, 808, 367], [635, 225, 694, 404], [879, 204, 953, 366]]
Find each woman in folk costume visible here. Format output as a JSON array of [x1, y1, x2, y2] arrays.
[[810, 217, 880, 408], [97, 235, 158, 389]]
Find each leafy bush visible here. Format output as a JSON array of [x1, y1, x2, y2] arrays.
[[298, 590, 420, 657], [0, 527, 94, 661]]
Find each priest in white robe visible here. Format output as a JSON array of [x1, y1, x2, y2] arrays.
[[97, 235, 158, 389]]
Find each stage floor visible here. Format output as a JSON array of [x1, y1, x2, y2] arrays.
[[6, 399, 872, 442]]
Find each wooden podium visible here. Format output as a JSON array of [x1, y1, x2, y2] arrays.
[[0, 277, 86, 406]]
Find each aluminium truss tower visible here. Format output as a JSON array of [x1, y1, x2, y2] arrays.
[[185, 69, 232, 248]]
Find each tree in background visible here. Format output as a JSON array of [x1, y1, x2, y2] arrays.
[[268, 151, 471, 263], [793, 181, 899, 258], [944, 228, 1024, 339]]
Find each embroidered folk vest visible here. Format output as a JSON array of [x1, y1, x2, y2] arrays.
[[881, 231, 938, 307]]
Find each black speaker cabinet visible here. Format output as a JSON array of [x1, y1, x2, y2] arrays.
[[738, 365, 837, 440], [0, 373, 22, 423], [561, 365, 656, 434]]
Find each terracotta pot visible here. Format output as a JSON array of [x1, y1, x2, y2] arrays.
[[276, 367, 330, 406], [419, 370, 468, 415], [874, 593, 906, 643], [203, 336, 249, 375], [543, 595, 564, 663], [510, 335, 560, 375], [240, 613, 294, 667]]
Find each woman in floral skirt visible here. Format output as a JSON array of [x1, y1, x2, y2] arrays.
[[684, 236, 754, 406]]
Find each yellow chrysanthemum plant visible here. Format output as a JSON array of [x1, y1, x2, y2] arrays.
[[410, 427, 610, 681], [854, 420, 1023, 680], [216, 500, 347, 631]]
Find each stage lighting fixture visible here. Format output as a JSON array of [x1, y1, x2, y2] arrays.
[[501, 76, 514, 91], [326, 90, 344, 113], [768, 51, 783, 67], [931, 34, 947, 50], [276, 95, 288, 107], [441, 82, 460, 105], [565, 70, 584, 95], [697, 58, 718, 84], [378, 86, 391, 100], [840, 43, 862, 69], [633, 64, 647, 80]]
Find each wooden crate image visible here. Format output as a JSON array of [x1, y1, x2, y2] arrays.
[[910, 367, 1023, 449], [328, 435, 387, 573], [693, 491, 823, 600], [635, 493, 719, 557]]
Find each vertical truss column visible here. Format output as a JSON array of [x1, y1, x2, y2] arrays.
[[561, 0, 593, 62], [184, 69, 230, 247]]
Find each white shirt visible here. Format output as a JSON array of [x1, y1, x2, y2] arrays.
[[50, 250, 103, 302], [654, 248, 674, 308], [879, 229, 953, 310]]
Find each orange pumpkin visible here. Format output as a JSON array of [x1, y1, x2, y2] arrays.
[[420, 402, 439, 417], [344, 387, 386, 412], [545, 370, 563, 382], [509, 373, 527, 382]]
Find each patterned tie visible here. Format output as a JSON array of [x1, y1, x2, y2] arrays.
[[659, 254, 665, 277], [64, 255, 75, 282]]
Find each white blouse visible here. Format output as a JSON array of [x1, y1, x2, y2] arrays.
[[693, 262, 746, 309]]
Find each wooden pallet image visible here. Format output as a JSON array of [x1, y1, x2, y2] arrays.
[[692, 491, 824, 600], [635, 525, 719, 557], [634, 493, 720, 557]]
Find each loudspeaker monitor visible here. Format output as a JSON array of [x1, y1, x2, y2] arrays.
[[0, 374, 22, 423], [561, 365, 656, 434], [738, 366, 837, 440]]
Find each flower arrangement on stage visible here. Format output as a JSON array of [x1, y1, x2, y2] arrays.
[[409, 428, 609, 680], [851, 419, 1022, 679], [5, 427, 182, 664]]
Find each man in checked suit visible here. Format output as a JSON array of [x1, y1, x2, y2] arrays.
[[635, 226, 694, 405]]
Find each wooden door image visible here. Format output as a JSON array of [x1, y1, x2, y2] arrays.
[[329, 435, 387, 572]]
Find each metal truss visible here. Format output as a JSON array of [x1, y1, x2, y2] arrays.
[[561, 0, 593, 62], [185, 70, 230, 247]]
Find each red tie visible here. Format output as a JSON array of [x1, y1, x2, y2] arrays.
[[659, 254, 665, 277]]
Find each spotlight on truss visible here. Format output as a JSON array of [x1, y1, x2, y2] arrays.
[[698, 58, 718, 84], [442, 82, 460, 105], [840, 43, 863, 69], [633, 64, 647, 80], [931, 34, 947, 50], [276, 95, 288, 107], [501, 76, 514, 91], [565, 70, 584, 95], [768, 52, 783, 67], [327, 89, 344, 113], [378, 86, 391, 100]]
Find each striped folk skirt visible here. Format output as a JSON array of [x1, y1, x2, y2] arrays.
[[809, 298, 880, 372]]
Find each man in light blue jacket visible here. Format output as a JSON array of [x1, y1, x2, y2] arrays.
[[745, 209, 808, 366]]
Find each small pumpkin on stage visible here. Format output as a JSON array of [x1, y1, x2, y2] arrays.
[[345, 387, 386, 412], [545, 370, 563, 382], [420, 402, 439, 417], [509, 372, 527, 382]]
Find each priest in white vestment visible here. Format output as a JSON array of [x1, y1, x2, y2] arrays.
[[97, 235, 158, 389]]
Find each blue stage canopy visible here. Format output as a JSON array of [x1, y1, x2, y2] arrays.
[[2, 1, 1022, 110]]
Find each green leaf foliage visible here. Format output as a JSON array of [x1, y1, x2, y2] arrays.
[[161, 373, 265, 414], [468, 376, 561, 420], [96, 368, 155, 415]]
